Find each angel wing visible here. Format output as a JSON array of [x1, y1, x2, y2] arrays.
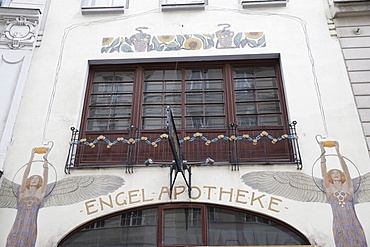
[[241, 171, 327, 203], [42, 175, 124, 207], [0, 178, 20, 208], [0, 175, 124, 209], [353, 172, 370, 204]]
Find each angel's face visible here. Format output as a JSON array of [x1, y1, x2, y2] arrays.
[[27, 175, 43, 189], [30, 176, 40, 186], [330, 170, 341, 182]]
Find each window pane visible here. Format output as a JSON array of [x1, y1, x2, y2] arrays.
[[260, 115, 282, 125], [163, 208, 202, 245], [144, 81, 163, 92], [237, 116, 258, 126], [255, 78, 277, 88], [143, 105, 165, 116], [235, 90, 255, 102], [186, 105, 204, 116], [207, 207, 308, 246], [87, 119, 109, 131], [59, 208, 157, 247], [205, 105, 224, 116], [164, 93, 181, 104], [257, 89, 279, 100], [143, 94, 162, 104], [255, 67, 276, 77], [142, 118, 166, 129], [259, 102, 281, 113], [205, 92, 223, 103]]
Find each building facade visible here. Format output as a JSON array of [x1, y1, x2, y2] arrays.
[[0, 0, 369, 246]]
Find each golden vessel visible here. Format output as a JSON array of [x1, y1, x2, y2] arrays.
[[35, 147, 48, 154]]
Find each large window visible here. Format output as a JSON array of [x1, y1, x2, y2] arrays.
[[58, 204, 310, 246], [71, 59, 297, 167]]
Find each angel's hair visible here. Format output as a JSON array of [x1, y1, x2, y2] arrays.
[[327, 169, 346, 184], [26, 175, 43, 189]]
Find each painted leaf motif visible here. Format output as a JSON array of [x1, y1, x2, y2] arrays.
[[233, 32, 243, 47], [176, 35, 185, 47], [121, 44, 133, 52]]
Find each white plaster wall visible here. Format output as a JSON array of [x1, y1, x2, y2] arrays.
[[1, 0, 369, 246]]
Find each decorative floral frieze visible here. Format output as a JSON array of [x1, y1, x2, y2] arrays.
[[101, 26, 265, 53], [71, 131, 296, 149]]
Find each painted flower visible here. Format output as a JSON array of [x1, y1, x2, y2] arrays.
[[184, 37, 202, 50], [218, 134, 224, 139], [242, 134, 249, 139], [157, 35, 175, 43], [230, 135, 237, 141], [151, 142, 158, 147], [128, 138, 135, 144], [194, 132, 203, 137], [252, 139, 258, 145], [272, 139, 278, 144], [245, 32, 264, 39], [261, 131, 268, 136], [160, 134, 168, 139], [184, 136, 191, 141], [141, 136, 148, 141], [205, 140, 211, 145], [80, 138, 87, 142], [281, 134, 289, 139], [97, 135, 105, 140], [117, 137, 124, 141]]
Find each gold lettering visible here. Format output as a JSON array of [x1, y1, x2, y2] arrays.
[[85, 199, 98, 215], [235, 189, 249, 204], [203, 186, 217, 200], [268, 197, 282, 213], [142, 189, 154, 202], [219, 187, 233, 202], [115, 192, 126, 206], [174, 186, 186, 199], [99, 195, 113, 211], [190, 186, 201, 199], [158, 186, 170, 200], [251, 192, 265, 208], [128, 189, 140, 204]]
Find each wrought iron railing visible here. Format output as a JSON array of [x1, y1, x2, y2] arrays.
[[65, 121, 302, 173]]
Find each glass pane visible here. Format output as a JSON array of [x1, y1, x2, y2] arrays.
[[255, 78, 277, 88], [164, 93, 181, 104], [255, 67, 276, 77], [235, 103, 257, 115], [110, 106, 132, 117], [86, 119, 108, 131], [205, 117, 225, 128], [92, 83, 113, 93], [206, 80, 223, 90], [259, 102, 281, 113], [205, 105, 224, 116], [205, 92, 223, 103], [143, 105, 165, 116], [257, 89, 279, 100], [260, 115, 282, 126], [207, 207, 308, 246], [145, 70, 164, 80], [186, 106, 203, 116], [237, 116, 257, 126], [144, 81, 163, 92], [186, 117, 204, 128], [109, 119, 130, 130], [234, 79, 254, 89], [90, 94, 132, 105], [142, 118, 167, 129], [163, 208, 202, 245], [93, 72, 114, 82], [89, 107, 110, 117], [235, 90, 255, 102], [164, 81, 181, 91], [144, 94, 163, 104], [205, 69, 222, 79], [115, 71, 135, 82], [164, 70, 181, 80], [233, 68, 254, 79], [186, 93, 203, 103]]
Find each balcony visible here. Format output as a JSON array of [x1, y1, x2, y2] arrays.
[[65, 122, 301, 173]]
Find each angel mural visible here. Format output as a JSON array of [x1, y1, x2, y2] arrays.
[[0, 147, 124, 247], [241, 141, 369, 247]]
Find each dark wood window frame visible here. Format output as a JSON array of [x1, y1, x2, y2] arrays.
[[71, 58, 298, 167], [58, 203, 311, 246]]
